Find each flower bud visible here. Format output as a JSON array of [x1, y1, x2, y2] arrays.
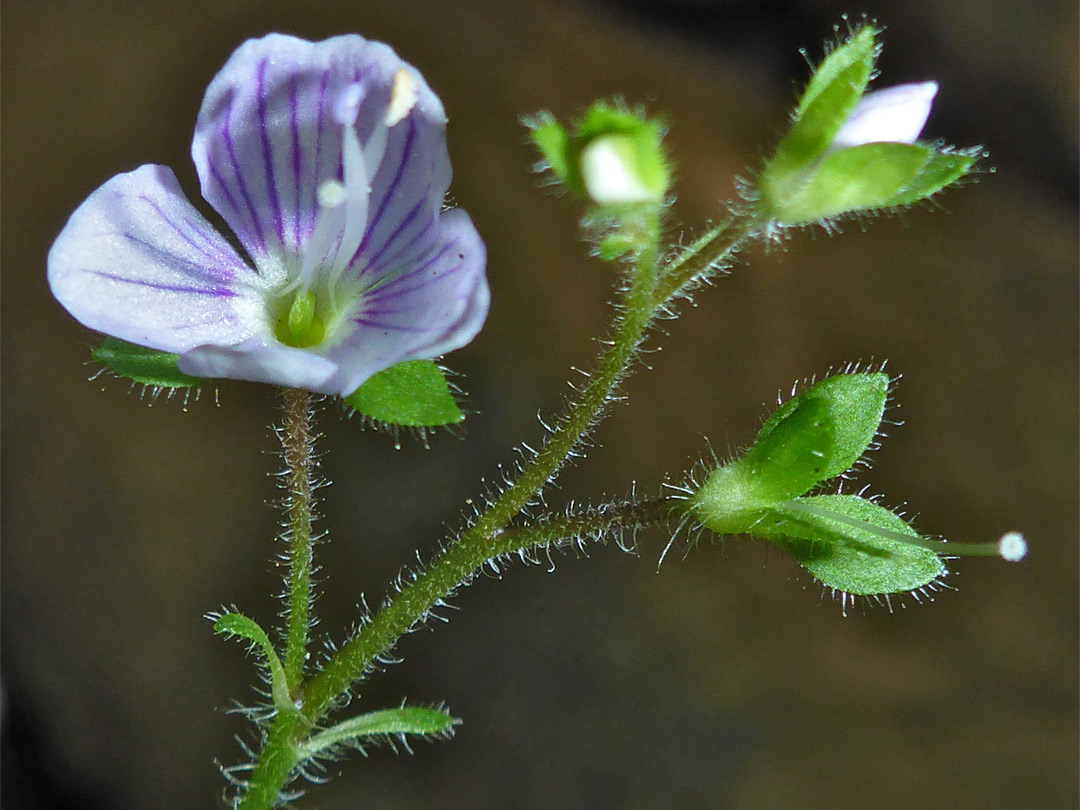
[[580, 133, 667, 205], [528, 102, 670, 207], [758, 26, 977, 226]]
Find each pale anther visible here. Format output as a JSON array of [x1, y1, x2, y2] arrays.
[[385, 68, 418, 127]]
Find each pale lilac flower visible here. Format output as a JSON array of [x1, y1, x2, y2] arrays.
[[48, 34, 488, 396], [831, 81, 939, 149]]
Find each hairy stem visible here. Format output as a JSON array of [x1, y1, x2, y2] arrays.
[[304, 211, 752, 719], [280, 388, 317, 694], [237, 210, 755, 807]]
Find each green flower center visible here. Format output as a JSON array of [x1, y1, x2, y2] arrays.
[[275, 288, 327, 348]]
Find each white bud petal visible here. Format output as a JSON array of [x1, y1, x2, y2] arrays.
[[580, 135, 654, 205], [831, 81, 939, 149]]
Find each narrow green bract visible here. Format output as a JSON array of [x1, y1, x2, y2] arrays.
[[212, 612, 291, 710], [297, 706, 459, 760]]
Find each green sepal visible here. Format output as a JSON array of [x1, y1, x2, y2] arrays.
[[297, 706, 459, 760], [689, 372, 888, 535], [763, 26, 876, 192], [528, 112, 580, 191], [761, 494, 946, 595], [598, 232, 638, 261], [212, 612, 291, 710], [755, 372, 887, 482], [92, 337, 205, 389], [796, 26, 878, 120], [880, 148, 978, 207], [767, 143, 973, 225], [343, 359, 465, 427]]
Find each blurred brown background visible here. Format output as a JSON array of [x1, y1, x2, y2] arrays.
[[2, 0, 1077, 808]]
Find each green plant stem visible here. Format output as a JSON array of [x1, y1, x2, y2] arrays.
[[304, 210, 753, 717], [237, 210, 754, 808], [280, 387, 317, 694]]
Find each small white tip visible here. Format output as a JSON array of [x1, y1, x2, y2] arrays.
[[316, 180, 347, 209], [385, 68, 418, 127], [998, 531, 1027, 562]]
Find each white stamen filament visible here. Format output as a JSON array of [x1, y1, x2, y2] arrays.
[[300, 77, 423, 313]]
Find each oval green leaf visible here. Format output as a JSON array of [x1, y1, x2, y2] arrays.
[[343, 360, 465, 427]]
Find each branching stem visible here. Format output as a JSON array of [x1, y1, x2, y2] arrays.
[[237, 208, 756, 808]]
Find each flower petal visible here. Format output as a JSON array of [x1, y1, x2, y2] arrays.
[[831, 81, 938, 149], [325, 209, 489, 396], [178, 341, 338, 391], [191, 33, 448, 272], [47, 164, 266, 353]]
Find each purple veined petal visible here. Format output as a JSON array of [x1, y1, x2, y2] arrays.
[[47, 164, 269, 354], [191, 33, 448, 270], [179, 340, 339, 391], [323, 208, 488, 396], [346, 111, 453, 283], [831, 81, 939, 149]]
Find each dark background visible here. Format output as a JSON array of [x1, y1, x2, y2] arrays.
[[3, 0, 1077, 807]]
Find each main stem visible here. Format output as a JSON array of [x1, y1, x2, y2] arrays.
[[280, 387, 317, 694]]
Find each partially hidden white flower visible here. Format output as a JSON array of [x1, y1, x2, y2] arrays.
[[831, 81, 939, 149], [48, 34, 489, 396]]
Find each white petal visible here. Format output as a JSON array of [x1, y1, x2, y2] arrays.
[[47, 164, 267, 353], [831, 81, 939, 149], [178, 341, 339, 391]]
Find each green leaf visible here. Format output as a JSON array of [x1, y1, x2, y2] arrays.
[[92, 337, 205, 389], [212, 612, 291, 710], [298, 706, 460, 760], [343, 360, 465, 427], [763, 494, 946, 595]]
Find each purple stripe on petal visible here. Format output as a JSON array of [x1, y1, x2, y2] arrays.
[[257, 58, 285, 247], [367, 237, 458, 297], [208, 159, 242, 220], [353, 117, 417, 262], [308, 69, 331, 241], [361, 209, 437, 283], [222, 96, 266, 255], [90, 270, 237, 297], [353, 318, 431, 333], [119, 231, 241, 284], [180, 215, 242, 269], [140, 196, 240, 280], [290, 75, 302, 251], [361, 193, 427, 270]]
